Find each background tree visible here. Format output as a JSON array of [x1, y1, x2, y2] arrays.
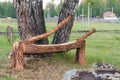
[[81, 0, 105, 17], [0, 2, 15, 18], [8, 2, 16, 18], [0, 2, 4, 17], [56, 0, 63, 16], [52, 0, 79, 44], [115, 1, 120, 16], [107, 0, 116, 10], [106, 0, 120, 17], [76, 3, 83, 17], [1, 0, 120, 18], [44, 9, 49, 18], [45, 2, 57, 17], [91, 0, 105, 17]]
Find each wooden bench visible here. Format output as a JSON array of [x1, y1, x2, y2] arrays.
[[10, 16, 96, 70]]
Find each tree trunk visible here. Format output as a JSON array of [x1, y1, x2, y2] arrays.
[[52, 0, 79, 44], [13, 0, 48, 44]]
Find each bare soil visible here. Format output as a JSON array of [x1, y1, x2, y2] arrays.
[[0, 54, 88, 80]]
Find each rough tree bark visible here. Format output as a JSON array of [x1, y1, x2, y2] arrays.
[[13, 0, 48, 44], [52, 0, 79, 44]]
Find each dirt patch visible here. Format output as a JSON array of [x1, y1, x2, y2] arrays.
[[0, 55, 87, 80]]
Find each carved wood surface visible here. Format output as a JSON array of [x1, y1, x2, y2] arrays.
[[22, 40, 81, 54], [22, 28, 96, 54]]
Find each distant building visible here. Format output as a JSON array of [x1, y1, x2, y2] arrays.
[[103, 12, 119, 22], [103, 12, 116, 19]]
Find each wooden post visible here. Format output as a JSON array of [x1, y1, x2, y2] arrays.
[[79, 40, 86, 65], [6, 26, 13, 43]]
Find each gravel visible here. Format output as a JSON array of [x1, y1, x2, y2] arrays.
[[70, 70, 120, 80]]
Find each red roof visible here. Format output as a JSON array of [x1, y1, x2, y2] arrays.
[[103, 12, 116, 18]]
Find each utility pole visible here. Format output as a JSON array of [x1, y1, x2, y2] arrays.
[[112, 7, 114, 14], [91, 8, 92, 18], [88, 3, 90, 29], [82, 7, 84, 21], [112, 7, 114, 23]]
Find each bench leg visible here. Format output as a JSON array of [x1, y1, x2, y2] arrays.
[[10, 42, 24, 70], [75, 48, 80, 62], [79, 40, 86, 65]]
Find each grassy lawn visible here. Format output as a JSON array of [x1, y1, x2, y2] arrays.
[[0, 20, 120, 80]]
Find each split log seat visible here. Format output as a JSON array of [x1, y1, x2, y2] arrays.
[[10, 16, 96, 70], [11, 28, 96, 70]]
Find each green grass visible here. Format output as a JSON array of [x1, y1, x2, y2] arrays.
[[0, 74, 15, 80], [0, 21, 120, 66], [0, 21, 17, 32], [68, 31, 120, 68], [41, 21, 120, 68], [46, 21, 120, 31], [0, 36, 12, 61], [0, 20, 120, 79], [84, 32, 120, 67]]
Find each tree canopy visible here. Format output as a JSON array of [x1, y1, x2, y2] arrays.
[[0, 2, 15, 18], [76, 0, 120, 17]]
